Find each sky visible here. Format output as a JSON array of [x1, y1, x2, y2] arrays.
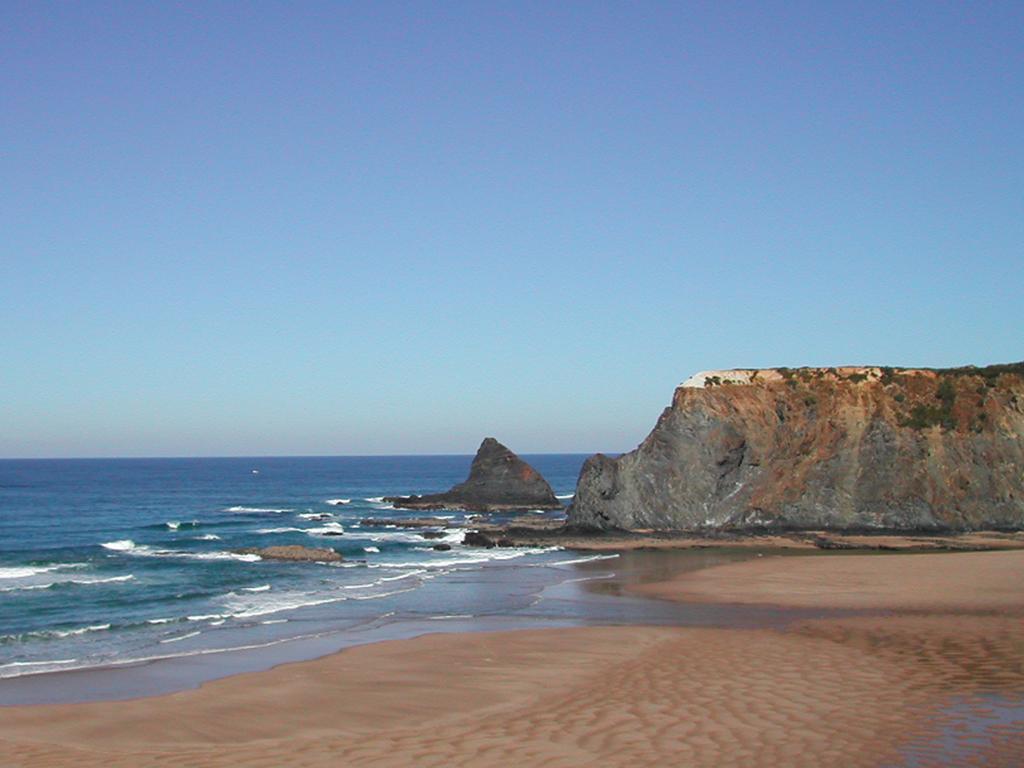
[[2, 1, 1022, 458]]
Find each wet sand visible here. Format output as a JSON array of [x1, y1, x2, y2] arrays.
[[632, 548, 1024, 610], [2, 550, 1022, 766]]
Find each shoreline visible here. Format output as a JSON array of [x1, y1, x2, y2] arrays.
[[460, 523, 1024, 552], [0, 548, 780, 705], [2, 549, 1022, 766]]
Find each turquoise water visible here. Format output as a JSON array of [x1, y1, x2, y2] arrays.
[[0, 455, 599, 684]]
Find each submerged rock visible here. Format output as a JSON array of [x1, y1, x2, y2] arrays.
[[462, 531, 496, 548], [386, 438, 561, 512], [236, 545, 343, 562], [569, 363, 1024, 532]]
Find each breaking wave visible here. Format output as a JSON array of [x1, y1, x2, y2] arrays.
[[0, 563, 87, 580], [101, 540, 260, 562], [224, 506, 293, 514], [0, 574, 135, 593]]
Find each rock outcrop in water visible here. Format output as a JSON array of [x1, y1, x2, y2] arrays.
[[386, 438, 561, 512], [237, 545, 343, 562], [569, 363, 1024, 531]]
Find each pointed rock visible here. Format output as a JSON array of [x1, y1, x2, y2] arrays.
[[385, 438, 562, 512]]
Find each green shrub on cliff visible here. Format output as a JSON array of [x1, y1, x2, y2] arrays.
[[900, 378, 958, 430]]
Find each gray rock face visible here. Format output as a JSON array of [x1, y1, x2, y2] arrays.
[[569, 365, 1024, 531], [386, 438, 561, 512]]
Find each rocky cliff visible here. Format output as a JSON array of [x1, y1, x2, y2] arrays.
[[386, 438, 562, 512], [569, 363, 1024, 531]]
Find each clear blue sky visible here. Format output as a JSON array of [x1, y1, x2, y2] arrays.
[[2, 1, 1021, 458]]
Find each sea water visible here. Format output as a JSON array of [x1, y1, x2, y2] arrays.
[[0, 455, 604, 691]]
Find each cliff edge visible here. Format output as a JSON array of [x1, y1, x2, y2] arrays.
[[568, 363, 1024, 531]]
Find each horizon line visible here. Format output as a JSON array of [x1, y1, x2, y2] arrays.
[[0, 450, 623, 462]]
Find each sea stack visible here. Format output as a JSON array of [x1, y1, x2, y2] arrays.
[[569, 363, 1024, 531], [386, 438, 562, 512]]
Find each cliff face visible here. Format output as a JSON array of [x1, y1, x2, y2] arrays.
[[569, 364, 1024, 531]]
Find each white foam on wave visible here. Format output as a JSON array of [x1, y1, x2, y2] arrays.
[[261, 619, 288, 625], [0, 626, 109, 651], [224, 506, 293, 514], [101, 540, 260, 562], [298, 512, 334, 521], [240, 584, 271, 592], [364, 496, 385, 503], [75, 574, 135, 585], [0, 659, 79, 677], [363, 546, 380, 553], [325, 498, 351, 505], [306, 522, 344, 536], [166, 521, 181, 530], [379, 547, 553, 571], [195, 533, 221, 541], [2, 574, 138, 593], [256, 527, 306, 534], [186, 613, 224, 622], [147, 617, 176, 625], [0, 582, 54, 593], [358, 530, 423, 543], [160, 630, 201, 644], [26, 623, 111, 641], [217, 572, 427, 619], [0, 632, 326, 680], [0, 563, 88, 580], [218, 590, 349, 619], [101, 540, 139, 552], [187, 551, 262, 562]]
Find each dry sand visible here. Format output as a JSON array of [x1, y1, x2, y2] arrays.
[[2, 550, 1023, 767]]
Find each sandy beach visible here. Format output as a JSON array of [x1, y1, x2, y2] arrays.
[[2, 549, 1022, 767]]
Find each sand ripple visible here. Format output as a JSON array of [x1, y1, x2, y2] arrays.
[[3, 550, 1023, 766]]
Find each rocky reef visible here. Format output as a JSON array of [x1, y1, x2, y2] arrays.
[[386, 437, 561, 512], [236, 545, 343, 562], [569, 363, 1024, 531]]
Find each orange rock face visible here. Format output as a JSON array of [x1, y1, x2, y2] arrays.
[[570, 364, 1024, 531]]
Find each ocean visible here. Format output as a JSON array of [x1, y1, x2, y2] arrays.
[[0, 454, 628, 696]]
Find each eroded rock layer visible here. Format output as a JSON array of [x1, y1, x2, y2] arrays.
[[569, 364, 1024, 531]]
